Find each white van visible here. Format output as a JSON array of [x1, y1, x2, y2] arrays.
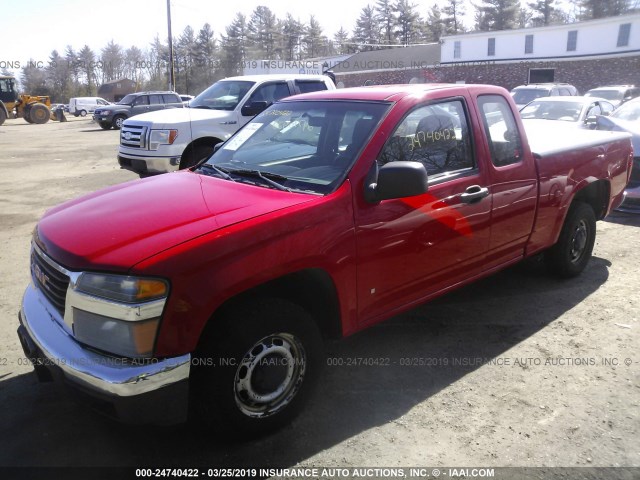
[[69, 97, 111, 117]]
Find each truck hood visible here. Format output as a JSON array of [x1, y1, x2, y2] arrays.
[[35, 172, 313, 271], [127, 107, 234, 128]]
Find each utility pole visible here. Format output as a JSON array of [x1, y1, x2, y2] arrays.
[[167, 0, 175, 91]]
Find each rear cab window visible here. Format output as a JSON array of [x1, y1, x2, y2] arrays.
[[477, 95, 524, 167], [295, 80, 329, 94]]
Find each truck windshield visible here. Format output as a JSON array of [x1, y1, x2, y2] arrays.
[[190, 81, 255, 110], [117, 94, 136, 105], [200, 100, 390, 194], [512, 89, 548, 106]]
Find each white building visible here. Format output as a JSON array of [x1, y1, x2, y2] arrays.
[[441, 13, 640, 64]]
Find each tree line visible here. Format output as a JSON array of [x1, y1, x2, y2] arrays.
[[5, 0, 636, 102]]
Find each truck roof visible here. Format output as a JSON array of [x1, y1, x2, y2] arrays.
[[283, 83, 503, 102], [222, 74, 331, 83]]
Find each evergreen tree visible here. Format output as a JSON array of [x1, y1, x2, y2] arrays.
[[302, 15, 327, 58], [376, 0, 397, 45], [100, 40, 125, 83], [78, 45, 98, 95], [220, 13, 248, 76], [193, 23, 218, 91], [394, 0, 422, 46], [475, 0, 520, 31], [352, 5, 381, 51], [333, 27, 352, 55], [425, 4, 444, 42], [442, 0, 466, 34], [46, 50, 71, 102], [175, 26, 197, 94], [528, 0, 561, 26], [573, 0, 630, 20], [247, 6, 280, 60], [281, 14, 304, 60]]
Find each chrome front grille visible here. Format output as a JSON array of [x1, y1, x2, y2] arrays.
[[31, 247, 70, 316], [120, 124, 147, 149]]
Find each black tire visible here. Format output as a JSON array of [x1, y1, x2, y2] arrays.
[[29, 103, 50, 124], [98, 121, 111, 130], [180, 143, 216, 170], [0, 107, 6, 126], [545, 201, 596, 278], [23, 106, 34, 123], [79, 109, 87, 117], [191, 298, 324, 436], [112, 115, 126, 130]]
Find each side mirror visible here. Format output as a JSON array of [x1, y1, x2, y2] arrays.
[[241, 100, 269, 117], [213, 142, 224, 154], [364, 161, 429, 203]]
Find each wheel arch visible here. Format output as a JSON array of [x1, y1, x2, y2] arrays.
[[182, 136, 224, 158], [198, 268, 343, 348], [571, 179, 610, 220]]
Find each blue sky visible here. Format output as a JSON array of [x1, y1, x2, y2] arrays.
[[2, 0, 371, 72], [1, 0, 577, 76]]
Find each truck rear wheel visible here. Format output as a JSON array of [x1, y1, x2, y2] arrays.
[[191, 298, 324, 436], [28, 103, 50, 124], [545, 201, 596, 278]]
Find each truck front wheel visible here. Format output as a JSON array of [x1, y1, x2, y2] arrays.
[[112, 115, 126, 130], [545, 201, 596, 278], [180, 143, 216, 169], [191, 298, 323, 436]]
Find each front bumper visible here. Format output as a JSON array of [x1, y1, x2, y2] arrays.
[[118, 152, 180, 175], [92, 114, 113, 124], [616, 183, 640, 213], [18, 283, 191, 425]]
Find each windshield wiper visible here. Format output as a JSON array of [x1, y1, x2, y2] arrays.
[[199, 163, 236, 182], [226, 168, 292, 192]]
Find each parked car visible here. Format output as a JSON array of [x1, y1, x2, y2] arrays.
[[585, 85, 640, 108], [18, 84, 632, 433], [596, 97, 640, 213], [117, 74, 335, 175], [68, 97, 110, 117], [511, 83, 578, 109], [519, 96, 615, 129], [92, 91, 183, 130]]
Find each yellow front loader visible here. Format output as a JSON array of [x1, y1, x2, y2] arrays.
[[0, 76, 51, 125]]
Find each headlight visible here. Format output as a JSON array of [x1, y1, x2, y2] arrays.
[[149, 129, 178, 150], [76, 273, 168, 303], [95, 110, 103, 115], [70, 273, 169, 358]]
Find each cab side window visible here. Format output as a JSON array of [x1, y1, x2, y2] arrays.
[[247, 82, 291, 106], [378, 99, 474, 177], [134, 96, 149, 106], [477, 95, 523, 167]]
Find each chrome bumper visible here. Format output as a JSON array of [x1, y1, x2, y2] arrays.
[[18, 283, 191, 424], [117, 151, 180, 174]]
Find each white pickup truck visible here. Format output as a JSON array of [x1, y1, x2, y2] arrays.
[[117, 74, 335, 175]]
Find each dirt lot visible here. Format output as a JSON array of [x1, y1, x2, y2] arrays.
[[0, 117, 638, 476]]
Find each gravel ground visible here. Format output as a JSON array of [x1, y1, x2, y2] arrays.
[[0, 117, 638, 479]]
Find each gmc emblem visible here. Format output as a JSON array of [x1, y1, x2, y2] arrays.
[[33, 263, 50, 288]]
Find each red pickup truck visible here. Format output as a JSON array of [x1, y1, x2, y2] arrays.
[[18, 84, 633, 435]]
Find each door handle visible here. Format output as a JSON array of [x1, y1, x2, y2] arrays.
[[460, 185, 489, 204]]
